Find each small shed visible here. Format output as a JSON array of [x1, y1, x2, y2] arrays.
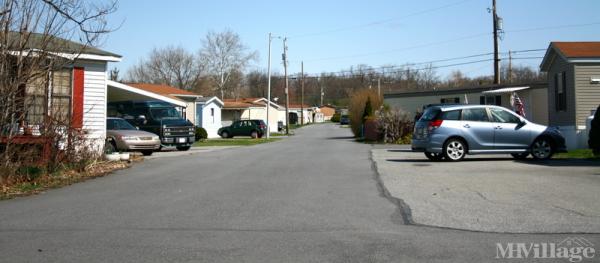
[[195, 97, 224, 138]]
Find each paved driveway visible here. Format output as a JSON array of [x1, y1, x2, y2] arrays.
[[373, 148, 600, 233]]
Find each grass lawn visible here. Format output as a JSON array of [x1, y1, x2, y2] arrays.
[[554, 149, 599, 159], [193, 138, 280, 147]]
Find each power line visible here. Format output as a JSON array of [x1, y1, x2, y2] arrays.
[[294, 19, 596, 63], [289, 0, 473, 39], [297, 49, 544, 77], [298, 32, 491, 63], [298, 53, 546, 79], [505, 21, 600, 33]]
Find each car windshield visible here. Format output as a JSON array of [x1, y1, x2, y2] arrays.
[[107, 119, 137, 130], [150, 107, 181, 120]]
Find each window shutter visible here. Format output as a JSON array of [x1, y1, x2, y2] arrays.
[[480, 96, 485, 105], [440, 98, 446, 103], [495, 95, 502, 106], [454, 97, 460, 103], [71, 67, 84, 129], [554, 73, 559, 111], [562, 71, 567, 111]]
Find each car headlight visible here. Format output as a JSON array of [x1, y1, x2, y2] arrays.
[[121, 136, 138, 141], [164, 132, 171, 136], [152, 136, 160, 140], [164, 128, 172, 132]]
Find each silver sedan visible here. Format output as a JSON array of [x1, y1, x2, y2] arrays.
[[106, 117, 160, 156]]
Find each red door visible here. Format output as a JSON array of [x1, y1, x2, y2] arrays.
[[72, 67, 84, 129]]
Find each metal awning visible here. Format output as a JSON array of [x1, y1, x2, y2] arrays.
[[107, 80, 187, 107], [482, 86, 530, 94]]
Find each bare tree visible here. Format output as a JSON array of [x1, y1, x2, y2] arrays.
[[126, 45, 201, 90], [199, 29, 258, 99], [0, 0, 117, 179]]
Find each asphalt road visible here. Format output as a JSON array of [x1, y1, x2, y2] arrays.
[[373, 148, 600, 233], [1, 123, 598, 262]]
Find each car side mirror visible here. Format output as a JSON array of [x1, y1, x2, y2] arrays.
[[518, 118, 526, 125]]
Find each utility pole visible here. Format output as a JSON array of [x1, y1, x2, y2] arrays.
[[508, 50, 513, 84], [319, 77, 324, 106], [492, 0, 500, 84], [266, 33, 272, 139], [301, 61, 304, 125], [283, 37, 290, 135], [377, 77, 381, 97]]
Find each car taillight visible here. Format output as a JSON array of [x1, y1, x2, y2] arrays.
[[428, 119, 443, 131]]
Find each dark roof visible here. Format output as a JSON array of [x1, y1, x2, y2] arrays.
[[7, 31, 121, 58], [383, 82, 547, 98]]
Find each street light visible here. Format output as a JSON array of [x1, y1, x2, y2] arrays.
[[266, 33, 281, 139]]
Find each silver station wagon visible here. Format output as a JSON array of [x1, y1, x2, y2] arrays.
[[412, 105, 567, 161]]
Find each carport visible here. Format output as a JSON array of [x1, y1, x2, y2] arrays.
[[107, 80, 189, 119], [107, 80, 187, 108]]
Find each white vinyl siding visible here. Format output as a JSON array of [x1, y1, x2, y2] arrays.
[[75, 60, 108, 151], [574, 64, 600, 127]]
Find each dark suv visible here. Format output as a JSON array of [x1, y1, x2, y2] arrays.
[[218, 120, 267, 139]]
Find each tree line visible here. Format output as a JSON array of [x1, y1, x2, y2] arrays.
[[120, 30, 546, 106]]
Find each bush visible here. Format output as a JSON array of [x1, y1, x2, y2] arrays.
[[195, 127, 208, 141], [348, 89, 383, 137], [377, 108, 414, 144], [589, 105, 600, 155], [331, 113, 340, 122]]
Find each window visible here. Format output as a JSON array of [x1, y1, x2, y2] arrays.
[[24, 73, 48, 125], [490, 108, 520, 123], [441, 110, 461, 120], [555, 72, 567, 111], [479, 95, 502, 106], [440, 97, 460, 104], [420, 108, 440, 121], [461, 108, 489, 122], [50, 69, 72, 123]]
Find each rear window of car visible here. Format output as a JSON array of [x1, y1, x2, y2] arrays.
[[419, 108, 440, 121], [441, 110, 461, 120]]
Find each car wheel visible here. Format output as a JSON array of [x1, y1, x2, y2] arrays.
[[141, 150, 153, 156], [443, 138, 466, 161], [221, 131, 229, 139], [251, 131, 258, 139], [531, 138, 553, 160], [424, 152, 444, 161], [176, 146, 191, 151], [511, 153, 529, 159]]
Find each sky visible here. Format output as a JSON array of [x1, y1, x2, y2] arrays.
[[102, 0, 600, 79]]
